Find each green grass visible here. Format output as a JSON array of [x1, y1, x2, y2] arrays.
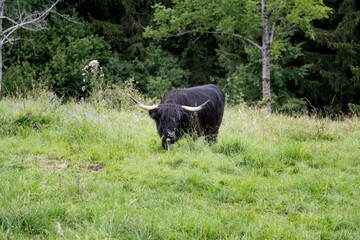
[[0, 94, 359, 239]]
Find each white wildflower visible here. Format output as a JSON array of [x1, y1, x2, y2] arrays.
[[88, 60, 99, 71]]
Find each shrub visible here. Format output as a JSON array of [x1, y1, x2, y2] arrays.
[[132, 45, 190, 98], [2, 16, 123, 98]]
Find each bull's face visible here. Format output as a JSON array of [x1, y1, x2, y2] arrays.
[[149, 104, 186, 149], [129, 96, 209, 149]]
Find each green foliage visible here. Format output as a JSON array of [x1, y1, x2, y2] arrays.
[[131, 45, 189, 97], [72, 0, 161, 57], [2, 62, 38, 96], [3, 15, 123, 97], [178, 35, 227, 86], [44, 36, 108, 97], [301, 0, 360, 112], [4, 0, 53, 16], [223, 30, 311, 111], [2, 0, 358, 117], [145, 0, 331, 43], [223, 64, 260, 105], [2, 12, 188, 99], [280, 0, 332, 39], [1, 97, 359, 238], [144, 0, 331, 114]]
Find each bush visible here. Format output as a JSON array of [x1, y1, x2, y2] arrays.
[[44, 37, 104, 97], [223, 64, 261, 106], [2, 62, 38, 97], [2, 16, 123, 98], [132, 45, 190, 98]]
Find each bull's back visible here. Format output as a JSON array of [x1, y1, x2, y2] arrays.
[[163, 84, 224, 107], [164, 84, 225, 130]]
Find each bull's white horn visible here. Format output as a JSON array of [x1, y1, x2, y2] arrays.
[[129, 96, 158, 111], [181, 100, 210, 112]]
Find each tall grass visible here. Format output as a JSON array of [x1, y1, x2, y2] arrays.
[[0, 93, 359, 239]]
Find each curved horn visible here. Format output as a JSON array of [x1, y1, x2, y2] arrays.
[[129, 96, 158, 111], [181, 100, 210, 112]]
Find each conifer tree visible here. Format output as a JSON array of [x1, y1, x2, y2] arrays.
[[302, 0, 360, 112]]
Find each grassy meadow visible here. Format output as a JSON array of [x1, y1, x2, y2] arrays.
[[0, 93, 359, 239]]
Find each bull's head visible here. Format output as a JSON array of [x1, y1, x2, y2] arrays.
[[129, 96, 209, 149]]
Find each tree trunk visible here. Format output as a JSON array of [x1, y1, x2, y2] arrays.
[[0, 43, 2, 96], [261, 0, 271, 114], [0, 0, 3, 95]]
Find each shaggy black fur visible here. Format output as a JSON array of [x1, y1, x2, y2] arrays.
[[149, 84, 225, 149]]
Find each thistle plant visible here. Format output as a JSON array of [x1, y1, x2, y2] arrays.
[[81, 60, 105, 95]]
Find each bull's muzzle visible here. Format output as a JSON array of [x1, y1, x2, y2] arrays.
[[162, 132, 176, 149], [163, 138, 172, 150], [167, 130, 176, 139]]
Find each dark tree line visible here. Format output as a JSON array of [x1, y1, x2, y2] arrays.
[[301, 0, 360, 114], [1, 0, 359, 115]]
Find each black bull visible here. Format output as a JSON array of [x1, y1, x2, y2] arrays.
[[130, 84, 225, 149]]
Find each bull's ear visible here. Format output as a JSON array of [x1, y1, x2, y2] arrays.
[[149, 109, 159, 120]]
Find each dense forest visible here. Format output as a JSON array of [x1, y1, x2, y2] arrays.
[[1, 0, 359, 115]]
